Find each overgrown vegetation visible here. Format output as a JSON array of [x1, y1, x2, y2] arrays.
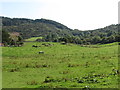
[[1, 16, 119, 45], [2, 30, 23, 46]]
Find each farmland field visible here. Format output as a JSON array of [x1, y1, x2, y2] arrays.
[[2, 42, 119, 88]]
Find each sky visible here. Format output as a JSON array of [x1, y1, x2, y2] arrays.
[[0, 0, 119, 30]]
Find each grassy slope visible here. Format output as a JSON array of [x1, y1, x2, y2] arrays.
[[2, 42, 119, 88], [25, 37, 42, 41]]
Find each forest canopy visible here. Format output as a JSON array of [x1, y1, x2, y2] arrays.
[[1, 16, 120, 45]]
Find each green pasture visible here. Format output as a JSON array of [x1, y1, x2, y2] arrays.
[[25, 37, 42, 41], [2, 42, 119, 88]]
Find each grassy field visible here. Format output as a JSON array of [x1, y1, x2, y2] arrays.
[[25, 37, 42, 41], [2, 42, 119, 88]]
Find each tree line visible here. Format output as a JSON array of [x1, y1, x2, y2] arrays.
[[36, 33, 119, 45], [1, 16, 120, 45]]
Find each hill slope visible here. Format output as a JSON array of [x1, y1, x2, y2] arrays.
[[1, 16, 119, 44], [2, 17, 73, 39]]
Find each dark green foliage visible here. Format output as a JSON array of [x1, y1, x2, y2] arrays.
[[2, 16, 72, 39], [35, 18, 71, 30], [2, 29, 23, 46], [2, 30, 10, 45], [1, 16, 119, 44]]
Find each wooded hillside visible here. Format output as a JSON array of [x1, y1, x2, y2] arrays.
[[1, 16, 119, 44]]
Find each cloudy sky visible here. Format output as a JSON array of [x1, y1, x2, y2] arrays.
[[0, 0, 119, 30]]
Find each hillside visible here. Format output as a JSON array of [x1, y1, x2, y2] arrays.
[[1, 16, 120, 44], [2, 16, 119, 88], [1, 16, 73, 39]]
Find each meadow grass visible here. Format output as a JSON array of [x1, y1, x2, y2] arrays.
[[25, 37, 42, 41], [2, 42, 119, 88]]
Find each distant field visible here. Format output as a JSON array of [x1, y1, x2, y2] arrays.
[[2, 42, 119, 88], [25, 37, 42, 41]]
